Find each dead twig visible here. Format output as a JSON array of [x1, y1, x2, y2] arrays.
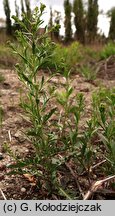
[[58, 154, 84, 198], [0, 188, 7, 200], [83, 175, 115, 200], [96, 188, 115, 196], [89, 159, 106, 172], [80, 159, 106, 176], [65, 162, 84, 198], [8, 130, 12, 142], [52, 194, 58, 200]]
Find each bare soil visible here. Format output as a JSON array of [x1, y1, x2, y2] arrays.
[[0, 57, 115, 200]]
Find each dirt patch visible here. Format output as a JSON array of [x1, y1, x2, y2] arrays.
[[97, 55, 115, 80]]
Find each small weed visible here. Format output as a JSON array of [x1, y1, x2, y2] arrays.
[[80, 64, 97, 81], [0, 73, 5, 83], [9, 5, 77, 195], [53, 42, 83, 73], [92, 88, 115, 172], [0, 44, 17, 68], [100, 42, 115, 60], [0, 105, 3, 126], [9, 5, 90, 197]]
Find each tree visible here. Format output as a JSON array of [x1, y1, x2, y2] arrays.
[[73, 0, 85, 44], [14, 0, 20, 30], [48, 7, 53, 39], [54, 10, 61, 40], [49, 7, 53, 29], [25, 0, 31, 19], [3, 0, 12, 35], [64, 0, 72, 42], [15, 0, 19, 18], [108, 7, 115, 40], [87, 0, 99, 43], [21, 0, 25, 14]]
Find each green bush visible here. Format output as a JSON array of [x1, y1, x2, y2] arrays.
[[84, 46, 99, 60], [53, 42, 83, 73], [9, 6, 86, 197], [92, 88, 115, 172], [80, 64, 97, 81], [53, 42, 99, 74], [0, 44, 17, 68], [100, 42, 115, 59]]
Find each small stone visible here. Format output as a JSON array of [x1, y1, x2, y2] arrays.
[[21, 187, 26, 193], [93, 174, 97, 179], [0, 164, 6, 171], [0, 175, 5, 181], [80, 88, 89, 92], [25, 149, 29, 153], [0, 153, 3, 160], [14, 131, 26, 143], [2, 82, 11, 89]]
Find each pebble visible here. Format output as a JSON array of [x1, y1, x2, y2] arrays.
[[13, 194, 17, 199], [14, 131, 26, 143], [0, 164, 6, 171], [0, 175, 5, 181], [0, 153, 3, 160], [80, 88, 89, 92], [2, 82, 11, 89], [25, 149, 29, 153], [21, 187, 26, 193]]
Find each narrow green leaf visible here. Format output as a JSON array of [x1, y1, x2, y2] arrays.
[[43, 107, 57, 123], [59, 188, 72, 200]]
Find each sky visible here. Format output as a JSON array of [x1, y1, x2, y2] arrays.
[[0, 0, 115, 36]]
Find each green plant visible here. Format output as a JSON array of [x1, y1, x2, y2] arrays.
[[0, 73, 5, 83], [64, 0, 72, 42], [73, 0, 85, 44], [92, 88, 115, 172], [108, 7, 115, 40], [100, 42, 115, 60], [0, 106, 3, 126], [9, 5, 58, 190], [87, 0, 99, 43], [56, 70, 85, 148], [80, 63, 97, 81], [9, 4, 93, 198], [53, 42, 99, 74], [3, 0, 12, 35], [84, 46, 99, 60], [0, 43, 17, 68], [76, 118, 98, 175], [53, 42, 83, 73]]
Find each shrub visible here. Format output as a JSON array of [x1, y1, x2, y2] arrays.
[[53, 42, 83, 73], [100, 42, 115, 60], [80, 63, 97, 81], [92, 88, 115, 172], [9, 6, 86, 197], [0, 44, 17, 68]]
